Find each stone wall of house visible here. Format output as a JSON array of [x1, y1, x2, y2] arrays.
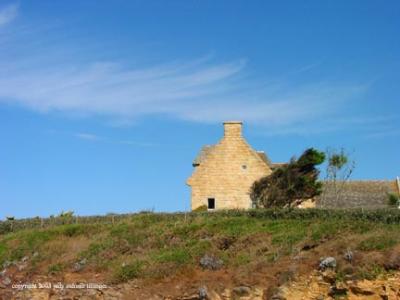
[[187, 122, 272, 210], [316, 180, 399, 209]]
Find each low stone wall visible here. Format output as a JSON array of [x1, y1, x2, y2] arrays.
[[316, 180, 398, 209]]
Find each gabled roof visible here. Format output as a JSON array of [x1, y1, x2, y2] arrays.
[[256, 151, 271, 165], [192, 145, 215, 166], [192, 146, 285, 170]]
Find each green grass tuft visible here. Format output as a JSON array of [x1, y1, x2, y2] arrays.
[[358, 235, 398, 251], [112, 261, 144, 283], [153, 248, 191, 265], [48, 263, 64, 275]]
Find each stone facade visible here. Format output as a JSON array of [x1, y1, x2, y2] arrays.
[[187, 121, 277, 210]]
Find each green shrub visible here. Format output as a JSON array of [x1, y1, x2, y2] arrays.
[[59, 224, 84, 237], [388, 193, 400, 206], [0, 222, 13, 234], [113, 261, 144, 283], [25, 231, 52, 249]]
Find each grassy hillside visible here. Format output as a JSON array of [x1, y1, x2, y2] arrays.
[[1, 209, 400, 298]]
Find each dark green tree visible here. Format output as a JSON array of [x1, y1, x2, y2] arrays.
[[250, 148, 325, 208]]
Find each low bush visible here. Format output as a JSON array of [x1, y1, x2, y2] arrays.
[[388, 193, 400, 207], [0, 222, 13, 235], [59, 224, 85, 237], [112, 261, 144, 283]]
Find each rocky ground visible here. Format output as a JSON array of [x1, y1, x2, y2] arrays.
[[1, 254, 400, 299], [2, 271, 400, 299]]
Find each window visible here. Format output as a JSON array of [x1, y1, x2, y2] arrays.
[[242, 164, 247, 170], [208, 198, 215, 210]]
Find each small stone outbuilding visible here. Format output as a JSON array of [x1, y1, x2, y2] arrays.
[[317, 180, 400, 209], [186, 121, 283, 210]]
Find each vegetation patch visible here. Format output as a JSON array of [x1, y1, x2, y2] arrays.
[[80, 238, 115, 260], [48, 263, 64, 275], [153, 248, 191, 265], [112, 261, 144, 283], [0, 242, 7, 265], [358, 235, 398, 251], [355, 264, 387, 280], [56, 224, 86, 237]]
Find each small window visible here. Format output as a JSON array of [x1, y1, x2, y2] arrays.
[[208, 198, 215, 210], [242, 164, 247, 170]]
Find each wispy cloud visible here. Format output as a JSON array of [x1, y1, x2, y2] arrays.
[[363, 128, 400, 139], [0, 8, 391, 136], [0, 53, 370, 133], [256, 115, 395, 137], [74, 132, 101, 142], [0, 3, 18, 27], [0, 58, 246, 116], [73, 132, 156, 147]]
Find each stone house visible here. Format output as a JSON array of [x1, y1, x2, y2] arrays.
[[186, 121, 284, 210], [187, 121, 400, 211]]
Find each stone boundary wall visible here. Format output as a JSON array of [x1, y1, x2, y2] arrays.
[[316, 180, 398, 209]]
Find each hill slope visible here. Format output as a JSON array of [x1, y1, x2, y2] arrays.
[[1, 209, 400, 299]]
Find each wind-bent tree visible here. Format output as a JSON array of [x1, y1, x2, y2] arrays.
[[250, 148, 325, 208]]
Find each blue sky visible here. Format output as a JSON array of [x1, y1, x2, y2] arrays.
[[0, 1, 399, 218]]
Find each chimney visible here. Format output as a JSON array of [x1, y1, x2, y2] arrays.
[[223, 121, 243, 138]]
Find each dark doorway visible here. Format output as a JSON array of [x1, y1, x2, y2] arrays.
[[208, 198, 215, 210]]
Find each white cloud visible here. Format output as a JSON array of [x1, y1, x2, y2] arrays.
[[0, 59, 247, 116], [0, 9, 383, 136], [0, 3, 18, 27], [0, 54, 369, 133]]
